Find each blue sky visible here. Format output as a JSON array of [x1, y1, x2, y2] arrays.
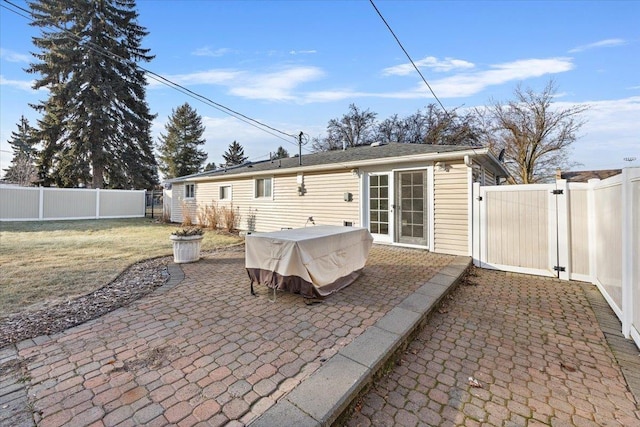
[[1, 0, 639, 179]]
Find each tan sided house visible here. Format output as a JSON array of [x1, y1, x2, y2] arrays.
[[166, 143, 509, 256]]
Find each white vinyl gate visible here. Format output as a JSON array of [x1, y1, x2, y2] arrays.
[[472, 182, 569, 279], [471, 168, 640, 348]]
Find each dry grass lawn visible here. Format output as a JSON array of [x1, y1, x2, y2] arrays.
[[0, 218, 243, 318]]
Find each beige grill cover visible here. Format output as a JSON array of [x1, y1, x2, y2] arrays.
[[245, 225, 373, 298]]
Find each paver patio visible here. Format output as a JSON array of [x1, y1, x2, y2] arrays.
[[2, 245, 638, 427], [1, 245, 453, 426], [345, 269, 640, 427]]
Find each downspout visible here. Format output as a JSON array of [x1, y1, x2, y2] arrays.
[[465, 154, 476, 258], [464, 155, 474, 168]]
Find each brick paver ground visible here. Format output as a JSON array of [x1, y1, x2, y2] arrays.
[[4, 245, 453, 426], [346, 269, 640, 427]]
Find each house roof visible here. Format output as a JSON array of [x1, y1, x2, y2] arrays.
[[560, 169, 622, 182], [167, 142, 508, 183]]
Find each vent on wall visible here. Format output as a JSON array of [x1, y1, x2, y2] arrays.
[[343, 221, 353, 227]]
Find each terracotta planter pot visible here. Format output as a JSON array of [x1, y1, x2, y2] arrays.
[[170, 234, 204, 263]]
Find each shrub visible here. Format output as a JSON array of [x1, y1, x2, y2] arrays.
[[171, 227, 204, 237], [197, 201, 221, 230], [181, 200, 193, 227], [221, 203, 241, 232]]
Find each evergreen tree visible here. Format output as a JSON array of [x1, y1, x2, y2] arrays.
[[27, 0, 158, 189], [272, 146, 289, 159], [3, 116, 38, 186], [157, 103, 208, 179], [204, 162, 217, 171], [221, 141, 248, 166]]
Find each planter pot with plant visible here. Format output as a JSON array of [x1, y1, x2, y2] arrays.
[[170, 227, 204, 263]]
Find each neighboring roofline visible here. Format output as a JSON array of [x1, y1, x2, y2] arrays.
[[168, 147, 509, 184]]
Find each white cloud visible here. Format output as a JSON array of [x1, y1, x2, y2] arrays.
[[147, 69, 242, 88], [383, 56, 475, 76], [191, 47, 233, 57], [0, 75, 39, 91], [300, 57, 574, 102], [0, 48, 30, 63], [289, 50, 317, 55], [569, 38, 626, 53], [230, 67, 325, 101], [426, 58, 574, 98], [148, 66, 324, 101], [542, 97, 640, 169]]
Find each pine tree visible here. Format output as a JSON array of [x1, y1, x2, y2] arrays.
[[157, 103, 208, 179], [3, 116, 38, 186], [221, 141, 248, 166], [272, 146, 289, 160], [27, 0, 158, 189]]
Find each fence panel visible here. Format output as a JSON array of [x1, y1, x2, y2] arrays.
[[627, 169, 640, 345], [0, 187, 145, 221], [593, 179, 623, 312], [43, 188, 97, 219], [0, 187, 40, 220]]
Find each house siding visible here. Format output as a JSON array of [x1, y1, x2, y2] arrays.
[[172, 170, 359, 231], [433, 161, 469, 255]]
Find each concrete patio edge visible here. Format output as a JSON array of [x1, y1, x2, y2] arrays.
[[249, 255, 472, 427]]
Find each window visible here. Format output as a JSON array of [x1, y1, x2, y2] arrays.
[[185, 183, 195, 198], [255, 177, 272, 198], [220, 185, 232, 200]]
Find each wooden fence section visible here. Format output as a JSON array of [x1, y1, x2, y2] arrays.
[[0, 187, 145, 221], [472, 167, 640, 348]]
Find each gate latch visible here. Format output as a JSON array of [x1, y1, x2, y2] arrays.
[[551, 189, 564, 195]]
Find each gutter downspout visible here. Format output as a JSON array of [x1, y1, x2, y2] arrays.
[[464, 154, 474, 168], [465, 154, 477, 259]]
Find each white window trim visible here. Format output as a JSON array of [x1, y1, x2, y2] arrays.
[[254, 176, 273, 199], [219, 185, 232, 201], [185, 183, 195, 199]]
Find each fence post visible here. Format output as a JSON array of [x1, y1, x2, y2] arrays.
[[38, 187, 44, 220], [95, 188, 101, 219], [621, 168, 632, 338], [472, 182, 481, 267], [555, 179, 570, 281], [586, 179, 599, 285]]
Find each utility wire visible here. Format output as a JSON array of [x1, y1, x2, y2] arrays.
[[368, 0, 451, 120], [1, 0, 300, 147]]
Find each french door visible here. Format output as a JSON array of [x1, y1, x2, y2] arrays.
[[396, 170, 428, 246]]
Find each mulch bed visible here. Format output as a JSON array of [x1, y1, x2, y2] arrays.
[[0, 257, 172, 349]]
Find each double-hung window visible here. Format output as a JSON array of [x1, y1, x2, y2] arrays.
[[220, 185, 232, 200], [185, 183, 195, 199], [255, 177, 272, 198]]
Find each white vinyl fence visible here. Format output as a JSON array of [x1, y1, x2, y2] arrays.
[[0, 186, 146, 221], [472, 167, 640, 348]]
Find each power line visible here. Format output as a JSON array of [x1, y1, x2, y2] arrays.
[[368, 0, 451, 120], [1, 0, 300, 148]]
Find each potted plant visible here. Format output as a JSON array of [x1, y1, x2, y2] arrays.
[[170, 227, 204, 263]]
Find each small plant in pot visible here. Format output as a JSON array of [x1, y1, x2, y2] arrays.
[[170, 227, 204, 263]]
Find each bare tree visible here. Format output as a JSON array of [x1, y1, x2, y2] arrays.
[[487, 80, 588, 184], [312, 104, 377, 151], [374, 104, 482, 146]]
